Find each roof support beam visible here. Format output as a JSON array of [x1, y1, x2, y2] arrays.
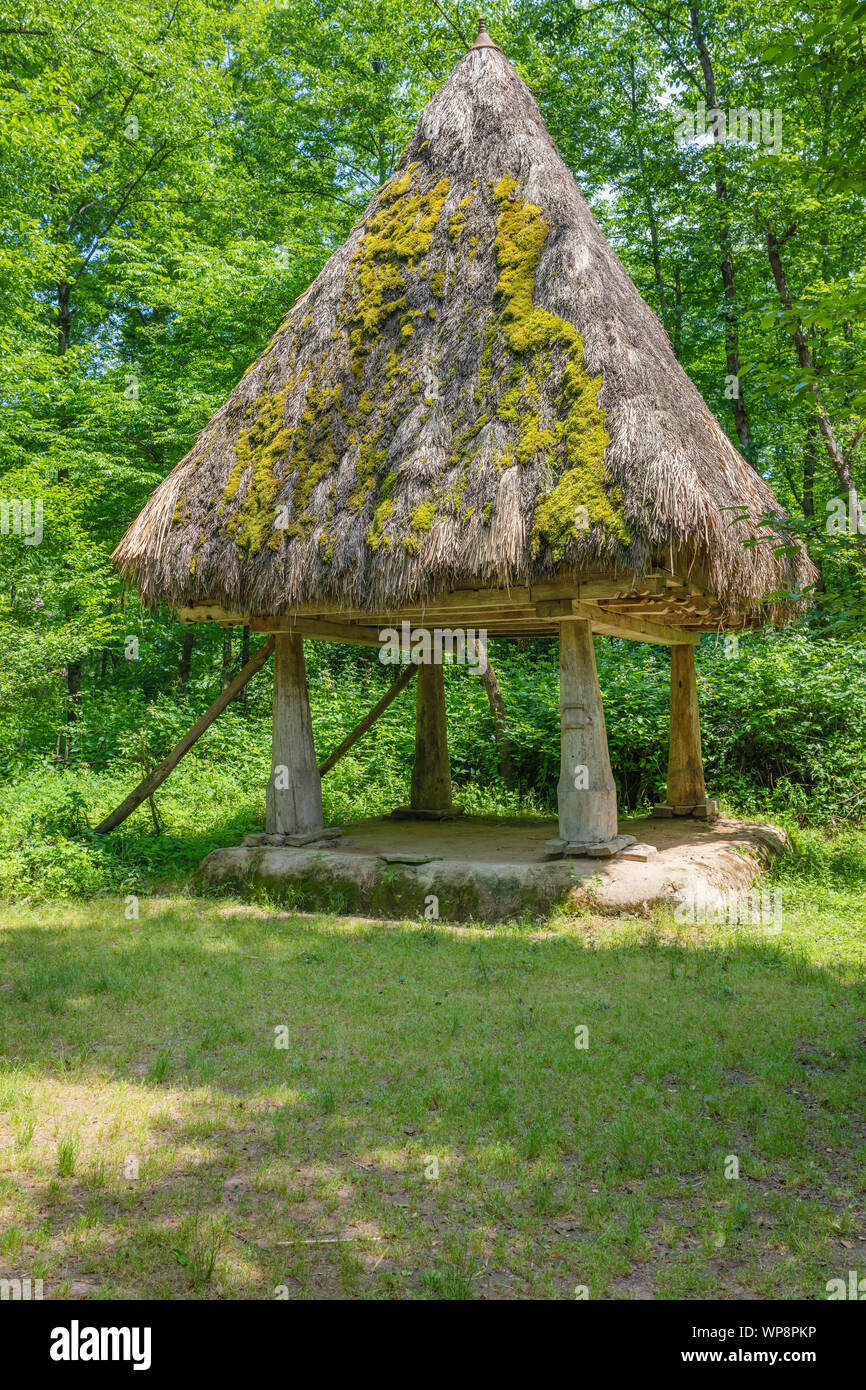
[[537, 599, 699, 647], [251, 617, 383, 646], [175, 573, 704, 631]]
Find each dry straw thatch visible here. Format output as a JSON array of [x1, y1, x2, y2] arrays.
[[114, 25, 815, 623]]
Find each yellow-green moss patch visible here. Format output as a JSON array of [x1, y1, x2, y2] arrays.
[[409, 500, 436, 533], [492, 175, 629, 557], [367, 496, 394, 551], [345, 167, 450, 380]]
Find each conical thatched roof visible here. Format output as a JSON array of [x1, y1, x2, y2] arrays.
[[114, 24, 814, 625]]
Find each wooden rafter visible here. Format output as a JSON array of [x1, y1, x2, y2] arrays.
[[174, 568, 734, 646]]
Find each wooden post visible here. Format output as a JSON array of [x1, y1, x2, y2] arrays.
[[556, 620, 619, 847], [654, 644, 717, 817], [410, 660, 453, 813], [266, 634, 324, 835]]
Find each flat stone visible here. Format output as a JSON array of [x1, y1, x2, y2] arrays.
[[284, 827, 343, 846], [378, 852, 441, 865], [563, 833, 637, 859], [242, 829, 342, 847], [390, 806, 465, 822], [541, 837, 570, 860], [653, 800, 719, 820], [619, 842, 659, 862]]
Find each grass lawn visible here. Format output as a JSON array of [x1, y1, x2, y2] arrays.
[[0, 874, 864, 1300]]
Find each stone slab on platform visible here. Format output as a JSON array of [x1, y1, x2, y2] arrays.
[[242, 828, 343, 848], [619, 842, 659, 862], [543, 833, 637, 859], [201, 815, 788, 925], [652, 799, 720, 820], [378, 852, 442, 865], [569, 834, 637, 859]]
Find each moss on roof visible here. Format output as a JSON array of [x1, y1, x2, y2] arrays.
[[114, 35, 814, 623]]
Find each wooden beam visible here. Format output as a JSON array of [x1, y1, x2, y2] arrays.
[[178, 605, 246, 625], [537, 599, 699, 646], [250, 617, 383, 646], [530, 574, 673, 602], [94, 638, 275, 834], [176, 573, 686, 630], [598, 605, 713, 621], [318, 663, 418, 775]]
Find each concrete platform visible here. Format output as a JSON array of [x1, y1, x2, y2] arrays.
[[199, 815, 788, 924]]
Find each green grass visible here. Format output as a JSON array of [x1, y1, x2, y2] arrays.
[[0, 864, 864, 1300]]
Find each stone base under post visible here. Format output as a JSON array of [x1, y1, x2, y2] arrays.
[[652, 799, 719, 820]]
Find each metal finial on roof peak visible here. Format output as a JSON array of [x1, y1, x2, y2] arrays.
[[471, 17, 501, 51]]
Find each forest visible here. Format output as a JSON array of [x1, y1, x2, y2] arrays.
[[1, 0, 864, 898], [0, 0, 865, 1314]]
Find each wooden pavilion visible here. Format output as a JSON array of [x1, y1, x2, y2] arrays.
[[107, 22, 813, 859]]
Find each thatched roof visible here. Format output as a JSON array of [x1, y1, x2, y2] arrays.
[[114, 23, 814, 624]]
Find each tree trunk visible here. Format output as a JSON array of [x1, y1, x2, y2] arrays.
[[473, 635, 515, 788], [802, 415, 816, 519], [55, 279, 79, 715], [179, 630, 195, 686], [765, 227, 863, 532], [688, 3, 753, 460], [239, 624, 250, 705], [57, 280, 72, 358], [66, 658, 81, 724]]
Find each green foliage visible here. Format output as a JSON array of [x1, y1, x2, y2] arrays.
[[2, 626, 866, 902], [0, 0, 864, 908]]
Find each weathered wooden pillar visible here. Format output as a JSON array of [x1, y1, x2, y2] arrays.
[[653, 644, 717, 819], [410, 660, 453, 813], [554, 620, 625, 852], [266, 634, 324, 835]]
